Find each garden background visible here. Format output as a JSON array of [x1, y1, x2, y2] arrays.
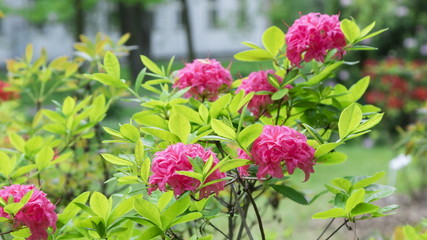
[[0, 0, 427, 239]]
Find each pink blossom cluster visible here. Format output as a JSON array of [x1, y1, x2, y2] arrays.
[[237, 70, 290, 117], [174, 59, 233, 101], [0, 185, 57, 240], [286, 13, 346, 67], [149, 143, 226, 199], [239, 125, 315, 181]]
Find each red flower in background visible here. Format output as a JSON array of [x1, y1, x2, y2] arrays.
[[412, 87, 427, 101], [0, 81, 18, 101]]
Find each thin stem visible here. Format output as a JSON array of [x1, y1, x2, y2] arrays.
[[127, 87, 145, 103], [228, 187, 234, 240], [244, 183, 265, 240], [275, 100, 283, 125], [316, 218, 335, 240], [325, 219, 349, 240], [205, 219, 229, 239], [231, 183, 254, 240]]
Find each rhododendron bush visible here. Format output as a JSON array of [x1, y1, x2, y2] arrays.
[[0, 13, 397, 239]]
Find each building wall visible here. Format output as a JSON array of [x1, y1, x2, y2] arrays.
[[0, 0, 269, 64]]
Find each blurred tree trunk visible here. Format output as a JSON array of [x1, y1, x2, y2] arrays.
[[73, 0, 85, 41], [118, 1, 152, 78], [179, 0, 195, 60]]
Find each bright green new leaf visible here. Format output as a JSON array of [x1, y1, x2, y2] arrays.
[[348, 76, 370, 102], [210, 94, 231, 118], [35, 146, 54, 170], [338, 103, 363, 139], [161, 195, 191, 229], [176, 171, 203, 182], [4, 190, 33, 215], [354, 113, 384, 133], [120, 124, 140, 142], [353, 172, 385, 189], [103, 127, 123, 138], [140, 55, 163, 76], [301, 123, 324, 144], [340, 19, 360, 43], [169, 113, 191, 143], [157, 191, 174, 212], [90, 192, 111, 220], [359, 21, 376, 39], [62, 97, 76, 116], [8, 132, 25, 153], [134, 198, 162, 227], [172, 105, 203, 124], [11, 227, 31, 238], [241, 41, 262, 49], [141, 127, 180, 142], [234, 49, 273, 61], [314, 142, 343, 158], [0, 152, 15, 177], [262, 26, 285, 56], [317, 151, 347, 165], [101, 154, 133, 166], [110, 195, 139, 222], [218, 159, 252, 173], [135, 68, 147, 93], [312, 208, 346, 219], [141, 157, 151, 183], [358, 28, 389, 42], [137, 225, 162, 240], [345, 188, 365, 214], [211, 119, 236, 140], [171, 212, 202, 227], [104, 51, 120, 79], [272, 185, 308, 205], [58, 192, 90, 226], [25, 44, 33, 63], [350, 203, 379, 218], [89, 73, 127, 88], [271, 88, 289, 101], [133, 111, 168, 129], [135, 139, 145, 164], [331, 178, 352, 192], [198, 104, 209, 123], [237, 124, 263, 149], [307, 61, 343, 85]]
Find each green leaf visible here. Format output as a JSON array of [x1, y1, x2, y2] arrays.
[[171, 212, 202, 227], [314, 142, 343, 158], [271, 88, 289, 101], [141, 127, 180, 142], [135, 68, 147, 93], [157, 191, 174, 211], [241, 41, 262, 49], [135, 139, 145, 164], [8, 132, 25, 152], [103, 127, 123, 138], [359, 21, 376, 39], [262, 26, 285, 56], [353, 172, 385, 189], [104, 51, 120, 79], [62, 97, 76, 116], [350, 203, 379, 217], [137, 225, 162, 240], [134, 198, 162, 227], [35, 146, 54, 170], [272, 185, 308, 205], [307, 61, 343, 85], [141, 157, 151, 183], [301, 123, 324, 144], [176, 171, 203, 182], [211, 119, 236, 140], [4, 190, 33, 215], [354, 113, 384, 133], [140, 55, 163, 76], [120, 124, 140, 143], [348, 76, 370, 102], [90, 192, 111, 220], [317, 151, 347, 165], [101, 154, 133, 166], [237, 124, 263, 149], [358, 28, 388, 42], [11, 227, 31, 238], [169, 113, 191, 143], [345, 188, 365, 214], [218, 159, 252, 173], [338, 103, 362, 139], [234, 49, 273, 61], [88, 73, 127, 88], [0, 152, 14, 177], [110, 196, 138, 221], [161, 195, 191, 229], [331, 178, 352, 192], [58, 192, 90, 226], [172, 105, 203, 124], [312, 208, 346, 219], [198, 104, 209, 123], [340, 19, 360, 43], [210, 94, 231, 118]]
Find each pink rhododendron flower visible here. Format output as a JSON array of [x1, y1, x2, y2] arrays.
[[0, 185, 57, 240], [149, 143, 226, 199], [286, 13, 346, 67], [248, 125, 315, 181], [174, 59, 233, 101], [237, 149, 251, 177], [237, 70, 291, 117]]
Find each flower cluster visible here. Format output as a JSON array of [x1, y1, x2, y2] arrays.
[[174, 59, 233, 101], [286, 13, 346, 67], [363, 58, 427, 111], [240, 125, 315, 181], [0, 185, 57, 240], [0, 80, 18, 101], [149, 143, 226, 199], [237, 70, 291, 117]]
